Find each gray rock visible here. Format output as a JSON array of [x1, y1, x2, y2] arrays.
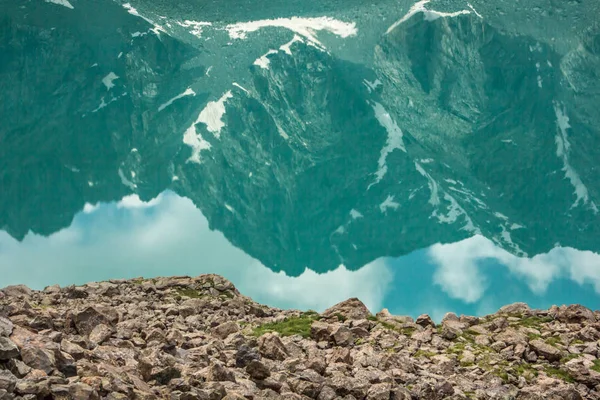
[[70, 306, 114, 336], [246, 360, 271, 380], [0, 317, 14, 337], [20, 346, 56, 373], [207, 362, 236, 382], [0, 370, 17, 392], [88, 323, 112, 345], [332, 325, 354, 347], [0, 285, 32, 298], [415, 314, 436, 328], [322, 298, 372, 321], [0, 337, 19, 360], [529, 339, 562, 362], [258, 333, 288, 361], [235, 344, 261, 368], [212, 321, 239, 340]]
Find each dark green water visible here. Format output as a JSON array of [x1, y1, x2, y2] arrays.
[[1, 0, 599, 317]]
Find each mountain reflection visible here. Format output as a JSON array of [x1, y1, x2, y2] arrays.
[[1, 191, 599, 319]]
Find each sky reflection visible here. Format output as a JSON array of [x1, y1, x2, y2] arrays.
[[1, 191, 599, 320]]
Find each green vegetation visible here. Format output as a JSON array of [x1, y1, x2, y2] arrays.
[[545, 336, 562, 346], [334, 313, 347, 322], [560, 353, 582, 363], [414, 350, 436, 358], [591, 359, 600, 373], [571, 339, 584, 345], [544, 367, 575, 383], [176, 288, 204, 298], [367, 315, 378, 321], [513, 315, 554, 328], [513, 363, 539, 382], [252, 314, 320, 338], [527, 333, 541, 340]]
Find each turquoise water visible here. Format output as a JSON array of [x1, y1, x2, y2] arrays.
[[2, 191, 599, 320], [1, 0, 599, 317]]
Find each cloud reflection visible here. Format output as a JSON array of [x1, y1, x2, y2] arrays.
[[429, 235, 600, 303], [0, 191, 392, 313]]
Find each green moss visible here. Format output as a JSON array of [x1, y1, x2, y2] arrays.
[[401, 327, 416, 336], [334, 313, 347, 322], [516, 315, 554, 328], [560, 353, 582, 363], [464, 391, 476, 399], [367, 315, 378, 321], [252, 314, 319, 338], [527, 333, 542, 340], [465, 329, 481, 336], [414, 350, 436, 358], [176, 288, 204, 298], [379, 321, 397, 331], [131, 278, 144, 285], [494, 369, 509, 383], [513, 363, 539, 382], [355, 338, 365, 345], [591, 359, 600, 373], [571, 339, 584, 345], [447, 342, 466, 355], [545, 336, 562, 346], [545, 367, 575, 383]]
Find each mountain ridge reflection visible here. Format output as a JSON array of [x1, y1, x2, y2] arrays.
[[1, 191, 599, 320]]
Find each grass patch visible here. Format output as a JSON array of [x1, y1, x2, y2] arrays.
[[571, 339, 584, 345], [545, 336, 562, 347], [252, 314, 319, 338], [401, 327, 416, 336], [527, 333, 542, 341], [516, 315, 554, 328], [334, 313, 347, 322], [513, 363, 539, 382], [414, 350, 436, 358], [367, 315, 378, 321], [561, 353, 582, 363], [591, 359, 600, 373], [545, 367, 575, 383]]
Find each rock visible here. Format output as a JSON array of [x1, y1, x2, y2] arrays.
[[322, 298, 371, 321], [71, 307, 114, 336], [150, 366, 181, 385], [366, 383, 391, 400], [0, 337, 19, 360], [311, 321, 333, 342], [415, 314, 436, 328], [88, 324, 112, 345], [0, 370, 17, 392], [235, 344, 261, 368], [330, 347, 352, 364], [207, 362, 236, 382], [20, 346, 56, 374], [212, 321, 239, 339], [554, 305, 596, 324], [499, 302, 530, 315], [246, 360, 271, 380], [0, 317, 13, 337], [1, 285, 32, 298], [60, 339, 85, 359], [332, 325, 354, 347], [529, 339, 562, 362], [258, 333, 288, 361]]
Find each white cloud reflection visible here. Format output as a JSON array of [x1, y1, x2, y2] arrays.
[[429, 235, 600, 304], [0, 192, 392, 313]]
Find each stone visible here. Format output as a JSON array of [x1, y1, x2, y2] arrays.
[[207, 362, 236, 382], [530, 339, 562, 362], [311, 321, 333, 342], [20, 346, 56, 374], [499, 302, 530, 315], [0, 317, 14, 337], [258, 333, 288, 361], [554, 305, 596, 324], [415, 314, 436, 328], [1, 285, 32, 298], [88, 324, 112, 345], [235, 344, 261, 368], [0, 370, 17, 392], [60, 339, 85, 359], [71, 307, 114, 336], [0, 337, 19, 360], [246, 360, 271, 380], [322, 298, 372, 321], [332, 325, 354, 347], [366, 383, 391, 400], [212, 321, 239, 339]]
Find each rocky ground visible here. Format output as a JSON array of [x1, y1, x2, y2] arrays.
[[1, 275, 600, 399]]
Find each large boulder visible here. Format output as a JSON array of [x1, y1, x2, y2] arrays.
[[70, 306, 116, 336], [258, 333, 288, 361], [322, 298, 372, 321], [0, 337, 19, 360], [0, 317, 13, 337], [529, 339, 561, 362], [553, 305, 596, 324], [0, 285, 32, 298]]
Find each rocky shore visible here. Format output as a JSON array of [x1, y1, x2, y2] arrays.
[[1, 275, 599, 399]]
